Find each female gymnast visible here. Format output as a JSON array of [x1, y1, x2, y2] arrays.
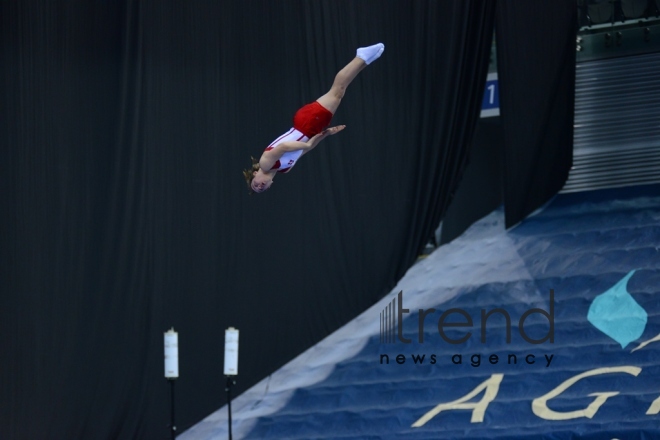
[[243, 43, 385, 194]]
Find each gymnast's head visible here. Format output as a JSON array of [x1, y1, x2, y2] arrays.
[[243, 156, 272, 194]]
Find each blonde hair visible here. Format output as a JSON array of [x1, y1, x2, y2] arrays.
[[242, 156, 260, 194]]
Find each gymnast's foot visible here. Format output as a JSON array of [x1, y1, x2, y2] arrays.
[[356, 43, 385, 65]]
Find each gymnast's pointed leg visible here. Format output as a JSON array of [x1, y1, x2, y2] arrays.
[[316, 43, 385, 114]]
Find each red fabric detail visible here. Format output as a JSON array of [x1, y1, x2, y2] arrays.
[[292, 101, 333, 138]]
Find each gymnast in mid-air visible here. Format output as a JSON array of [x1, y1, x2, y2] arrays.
[[243, 43, 385, 194]]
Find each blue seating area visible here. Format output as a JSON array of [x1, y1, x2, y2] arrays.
[[183, 184, 660, 440]]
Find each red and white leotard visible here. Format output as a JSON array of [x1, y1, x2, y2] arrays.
[[264, 100, 334, 174], [264, 128, 309, 174]]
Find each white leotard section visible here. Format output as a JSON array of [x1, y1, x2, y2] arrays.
[[265, 128, 309, 173]]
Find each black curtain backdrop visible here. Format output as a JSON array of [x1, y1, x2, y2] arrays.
[[440, 0, 577, 239], [440, 116, 504, 244], [496, 0, 577, 228], [1, 1, 496, 438]]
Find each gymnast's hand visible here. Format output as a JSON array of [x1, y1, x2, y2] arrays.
[[320, 125, 346, 137], [320, 125, 346, 136], [309, 125, 346, 147]]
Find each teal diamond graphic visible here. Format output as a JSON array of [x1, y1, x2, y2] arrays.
[[587, 270, 648, 349]]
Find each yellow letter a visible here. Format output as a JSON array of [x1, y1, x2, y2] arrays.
[[412, 374, 503, 427]]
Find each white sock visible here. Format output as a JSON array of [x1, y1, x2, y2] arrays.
[[356, 43, 385, 65]]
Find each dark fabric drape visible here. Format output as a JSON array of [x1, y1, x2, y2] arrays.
[[440, 116, 504, 244], [495, 0, 577, 228], [1, 1, 495, 438]]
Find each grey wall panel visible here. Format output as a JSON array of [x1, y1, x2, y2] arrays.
[[563, 52, 660, 192]]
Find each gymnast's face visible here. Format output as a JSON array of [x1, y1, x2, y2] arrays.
[[251, 171, 273, 193]]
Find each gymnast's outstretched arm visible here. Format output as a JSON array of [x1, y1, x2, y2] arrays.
[[259, 125, 346, 170], [279, 125, 346, 155]]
